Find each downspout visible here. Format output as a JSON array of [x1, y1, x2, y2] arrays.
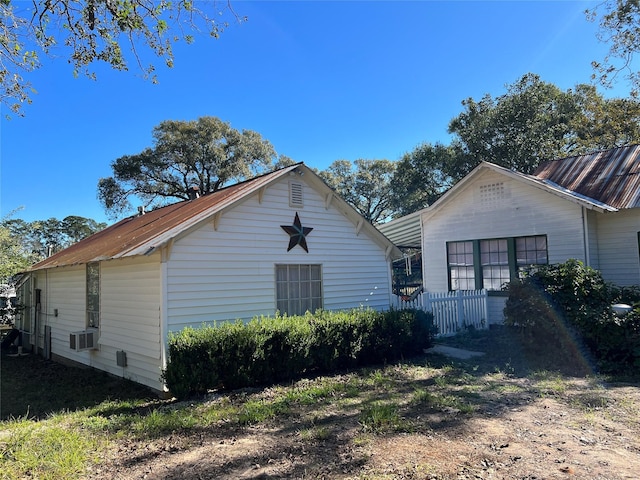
[[582, 206, 591, 267], [420, 213, 427, 291], [160, 261, 169, 395]]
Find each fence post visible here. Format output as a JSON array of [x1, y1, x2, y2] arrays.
[[482, 289, 489, 328], [456, 290, 464, 330], [423, 292, 431, 313]]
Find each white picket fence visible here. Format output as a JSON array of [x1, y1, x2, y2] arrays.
[[392, 289, 489, 336]]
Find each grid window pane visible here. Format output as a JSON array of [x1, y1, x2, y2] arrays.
[[479, 239, 509, 290], [448, 235, 548, 292], [275, 264, 323, 316], [516, 235, 548, 267], [448, 241, 475, 290], [482, 265, 510, 290], [300, 265, 310, 281], [86, 262, 100, 327]]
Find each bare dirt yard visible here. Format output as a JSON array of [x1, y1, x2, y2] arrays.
[[84, 327, 640, 480], [2, 326, 639, 480]]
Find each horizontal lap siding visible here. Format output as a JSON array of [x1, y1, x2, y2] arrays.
[[423, 170, 587, 297], [488, 296, 507, 324], [37, 266, 87, 361], [595, 209, 640, 286], [167, 179, 391, 331], [587, 209, 600, 270], [98, 256, 163, 390]]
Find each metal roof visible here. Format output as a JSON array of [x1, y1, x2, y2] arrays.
[[534, 144, 640, 210], [30, 163, 402, 271], [377, 210, 422, 248]]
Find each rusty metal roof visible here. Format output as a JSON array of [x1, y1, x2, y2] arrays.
[[30, 163, 402, 271], [30, 165, 300, 271], [534, 145, 640, 210]]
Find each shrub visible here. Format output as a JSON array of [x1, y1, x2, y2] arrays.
[[163, 308, 435, 399], [503, 259, 640, 374]]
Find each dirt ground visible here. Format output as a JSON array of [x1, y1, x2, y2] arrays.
[[84, 334, 640, 480]]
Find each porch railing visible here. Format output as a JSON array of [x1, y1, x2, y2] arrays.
[[392, 289, 488, 336]]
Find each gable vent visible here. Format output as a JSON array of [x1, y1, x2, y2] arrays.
[[290, 181, 304, 207], [478, 182, 509, 205]]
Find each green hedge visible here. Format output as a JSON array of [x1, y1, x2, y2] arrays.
[[503, 259, 640, 374], [163, 308, 436, 399]]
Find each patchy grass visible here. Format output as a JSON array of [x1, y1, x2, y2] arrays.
[[2, 326, 640, 479], [0, 416, 103, 480], [0, 354, 154, 420]]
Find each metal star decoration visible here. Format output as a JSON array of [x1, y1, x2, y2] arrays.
[[281, 213, 313, 252]]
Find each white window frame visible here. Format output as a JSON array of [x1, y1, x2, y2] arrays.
[[86, 262, 100, 327], [275, 264, 322, 316]]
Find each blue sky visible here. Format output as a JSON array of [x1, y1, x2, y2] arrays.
[[0, 0, 632, 225]]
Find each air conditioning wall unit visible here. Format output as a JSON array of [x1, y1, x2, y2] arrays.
[[70, 328, 99, 352]]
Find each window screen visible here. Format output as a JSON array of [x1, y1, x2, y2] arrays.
[[276, 264, 322, 315]]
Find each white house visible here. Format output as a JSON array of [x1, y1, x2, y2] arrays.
[[379, 145, 640, 323], [16, 164, 401, 393]]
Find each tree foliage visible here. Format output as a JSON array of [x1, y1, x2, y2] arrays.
[[0, 214, 104, 281], [318, 159, 396, 224], [390, 143, 457, 217], [588, 0, 640, 96], [448, 73, 581, 175], [571, 83, 640, 150], [98, 116, 279, 217], [0, 224, 33, 283], [0, 0, 243, 115], [447, 73, 640, 177], [2, 215, 106, 262]]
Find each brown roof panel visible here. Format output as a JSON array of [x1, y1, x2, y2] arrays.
[[30, 165, 298, 271], [534, 145, 640, 209]]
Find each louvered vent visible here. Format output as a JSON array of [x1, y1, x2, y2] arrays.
[[290, 181, 304, 207]]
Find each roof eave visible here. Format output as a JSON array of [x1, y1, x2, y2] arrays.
[[421, 162, 618, 223]]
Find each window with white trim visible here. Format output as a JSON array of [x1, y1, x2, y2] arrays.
[[276, 264, 322, 315], [447, 235, 548, 291], [86, 262, 100, 327]]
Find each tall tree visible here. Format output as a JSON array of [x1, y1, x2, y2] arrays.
[[571, 83, 640, 150], [2, 215, 106, 261], [390, 143, 457, 217], [447, 73, 640, 176], [588, 0, 640, 96], [318, 159, 396, 224], [0, 224, 33, 282], [98, 116, 278, 217], [0, 1, 243, 115], [448, 73, 580, 175]]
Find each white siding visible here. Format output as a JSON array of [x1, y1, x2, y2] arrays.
[[35, 266, 86, 356], [35, 257, 164, 392], [422, 170, 588, 323], [98, 256, 163, 390], [594, 209, 640, 286], [487, 296, 507, 325], [166, 178, 392, 331], [586, 208, 600, 269]]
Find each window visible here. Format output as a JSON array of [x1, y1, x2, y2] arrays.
[[447, 235, 547, 291], [276, 264, 322, 316], [86, 262, 100, 327], [447, 241, 475, 290], [516, 235, 548, 268], [480, 238, 510, 290]]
